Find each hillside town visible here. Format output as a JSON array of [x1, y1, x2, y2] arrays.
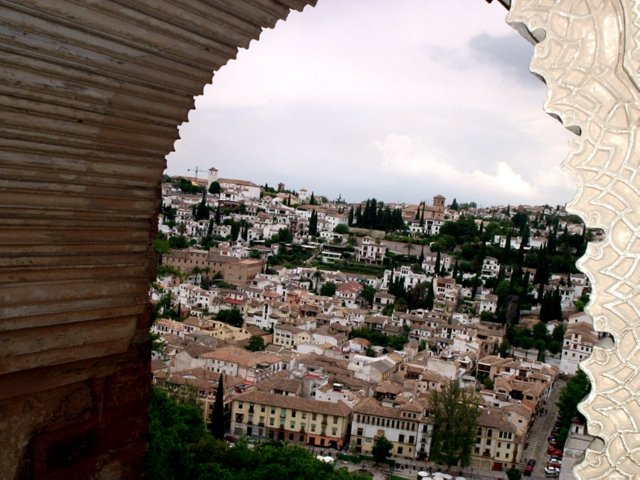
[[150, 168, 597, 479]]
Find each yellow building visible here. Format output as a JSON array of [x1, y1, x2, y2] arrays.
[[230, 390, 351, 448], [472, 407, 523, 473]]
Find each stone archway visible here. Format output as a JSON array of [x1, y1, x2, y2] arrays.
[[0, 1, 637, 478]]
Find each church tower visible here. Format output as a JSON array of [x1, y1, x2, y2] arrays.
[[208, 167, 219, 186]]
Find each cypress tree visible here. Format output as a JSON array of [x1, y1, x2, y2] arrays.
[[309, 210, 318, 236], [471, 275, 479, 299], [426, 281, 435, 310], [211, 375, 225, 439], [503, 229, 511, 263], [348, 206, 354, 226], [355, 205, 362, 226]]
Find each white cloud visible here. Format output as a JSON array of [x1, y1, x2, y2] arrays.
[[373, 133, 539, 204], [167, 0, 576, 206]]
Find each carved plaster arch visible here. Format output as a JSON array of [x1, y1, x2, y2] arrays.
[[509, 0, 640, 477], [0, 0, 637, 478]]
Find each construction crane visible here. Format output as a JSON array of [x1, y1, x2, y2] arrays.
[[187, 166, 204, 180]]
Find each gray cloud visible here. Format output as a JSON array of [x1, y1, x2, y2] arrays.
[[467, 32, 539, 85]]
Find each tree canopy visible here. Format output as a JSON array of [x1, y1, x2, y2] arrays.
[[147, 387, 372, 480], [217, 308, 243, 328], [429, 381, 481, 468], [245, 335, 266, 352], [371, 436, 393, 464], [320, 281, 337, 297], [555, 370, 590, 445]]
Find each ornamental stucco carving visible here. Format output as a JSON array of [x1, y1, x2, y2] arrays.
[[508, 0, 640, 477]]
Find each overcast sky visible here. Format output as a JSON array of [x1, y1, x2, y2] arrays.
[[166, 0, 576, 207]]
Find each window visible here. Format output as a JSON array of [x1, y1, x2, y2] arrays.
[[399, 434, 405, 443], [398, 447, 403, 455]]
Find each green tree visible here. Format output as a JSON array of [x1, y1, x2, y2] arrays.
[[320, 281, 337, 297], [210, 375, 225, 440], [208, 181, 221, 194], [246, 335, 266, 352], [507, 467, 523, 480], [309, 210, 318, 236], [194, 198, 209, 221], [334, 223, 349, 234], [154, 234, 171, 255], [217, 308, 243, 327], [169, 235, 188, 249], [361, 285, 376, 306], [429, 381, 481, 468], [556, 370, 590, 445], [147, 386, 374, 480], [146, 386, 211, 480], [372, 435, 393, 464], [532, 321, 550, 343], [552, 324, 566, 342]]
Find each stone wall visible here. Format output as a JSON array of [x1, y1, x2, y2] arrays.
[[0, 2, 316, 478]]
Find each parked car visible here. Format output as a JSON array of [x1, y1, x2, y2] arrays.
[[523, 459, 536, 476], [547, 447, 563, 457], [544, 466, 560, 477]]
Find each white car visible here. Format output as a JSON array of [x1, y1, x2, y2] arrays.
[[544, 466, 560, 477]]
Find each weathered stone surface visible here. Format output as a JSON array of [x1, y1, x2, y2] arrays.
[[0, 1, 317, 478]]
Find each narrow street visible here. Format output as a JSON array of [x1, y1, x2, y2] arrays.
[[520, 378, 565, 479]]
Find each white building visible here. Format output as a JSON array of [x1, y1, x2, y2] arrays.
[[481, 256, 500, 279], [560, 321, 598, 375], [357, 236, 386, 264]]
